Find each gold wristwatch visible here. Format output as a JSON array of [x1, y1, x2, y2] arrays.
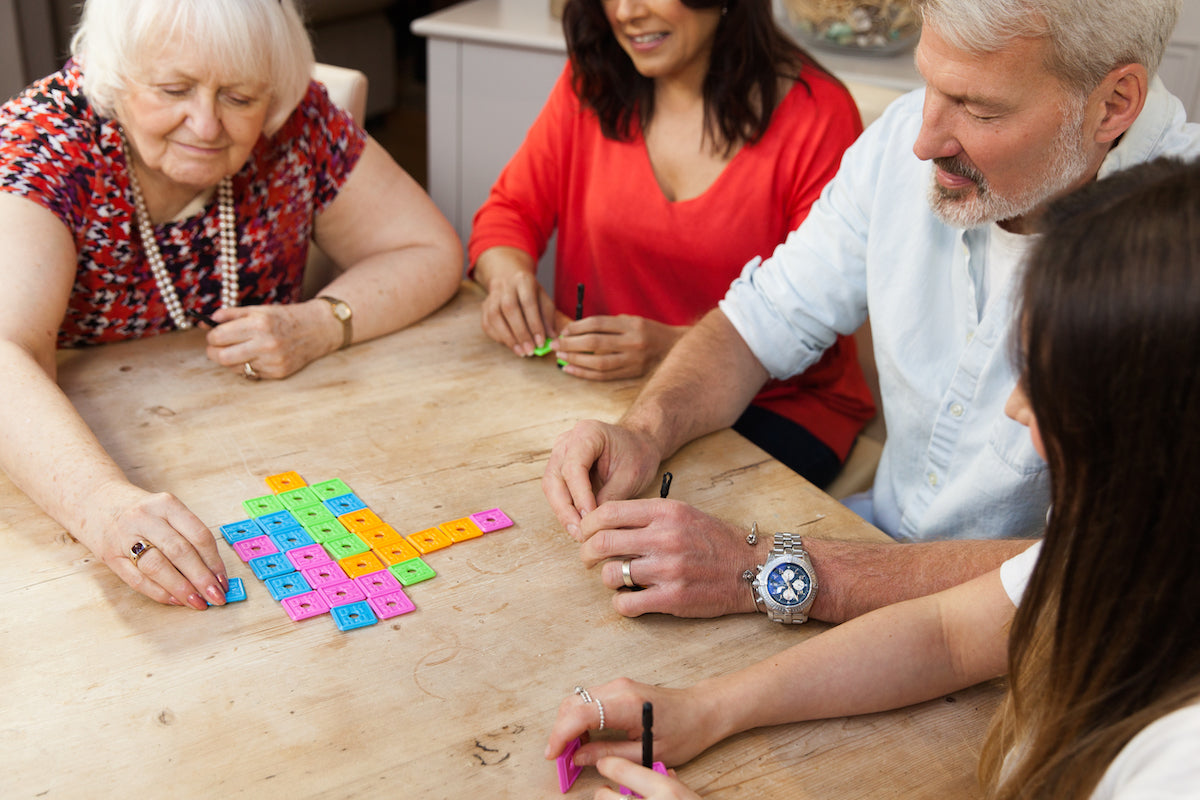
[[316, 295, 353, 350]]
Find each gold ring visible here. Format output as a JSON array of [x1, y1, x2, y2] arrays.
[[242, 362, 261, 381], [129, 540, 157, 565]]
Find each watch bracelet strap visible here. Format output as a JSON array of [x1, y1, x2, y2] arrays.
[[317, 295, 352, 350], [771, 532, 807, 559]]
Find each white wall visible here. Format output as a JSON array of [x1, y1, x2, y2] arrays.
[[1162, 0, 1200, 121]]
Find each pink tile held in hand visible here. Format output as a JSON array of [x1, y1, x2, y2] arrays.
[[557, 736, 584, 793], [469, 508, 513, 533]]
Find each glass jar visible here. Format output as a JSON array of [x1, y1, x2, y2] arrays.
[[781, 0, 920, 56]]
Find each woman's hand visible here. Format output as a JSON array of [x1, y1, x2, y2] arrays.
[[475, 246, 561, 356], [79, 479, 228, 609], [594, 757, 701, 800], [203, 301, 342, 379], [556, 316, 689, 380], [545, 678, 720, 770]]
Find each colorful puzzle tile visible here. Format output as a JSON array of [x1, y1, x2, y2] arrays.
[[557, 735, 584, 793], [323, 534, 371, 560], [354, 569, 402, 597], [368, 589, 415, 619], [232, 535, 279, 563], [255, 509, 302, 535], [278, 486, 321, 510], [318, 580, 367, 607], [356, 523, 405, 549], [265, 471, 307, 494], [211, 576, 246, 605], [248, 554, 295, 581], [330, 600, 378, 631], [287, 543, 333, 571], [265, 571, 312, 601], [338, 551, 385, 579], [323, 492, 366, 515], [269, 527, 315, 552], [619, 762, 669, 797], [532, 338, 556, 357], [302, 562, 351, 589], [337, 507, 384, 534], [388, 557, 436, 586], [309, 478, 352, 501], [302, 517, 350, 543], [373, 537, 422, 566], [219, 519, 262, 544], [439, 517, 483, 543], [292, 504, 336, 527], [282, 591, 330, 621], [470, 508, 514, 533], [405, 526, 454, 554], [243, 493, 284, 517]]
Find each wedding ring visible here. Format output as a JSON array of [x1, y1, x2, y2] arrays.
[[129, 540, 157, 565], [242, 362, 260, 381], [621, 558, 641, 590]]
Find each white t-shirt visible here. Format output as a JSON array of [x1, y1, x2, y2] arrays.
[[1000, 544, 1200, 798]]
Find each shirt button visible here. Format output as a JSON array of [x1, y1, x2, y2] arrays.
[[928, 472, 938, 487], [950, 402, 965, 418]]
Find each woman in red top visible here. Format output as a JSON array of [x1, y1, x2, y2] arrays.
[[470, 0, 874, 486]]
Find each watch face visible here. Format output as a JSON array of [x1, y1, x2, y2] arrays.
[[765, 561, 813, 607], [333, 304, 351, 321]]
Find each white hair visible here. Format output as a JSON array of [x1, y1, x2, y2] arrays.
[[71, 0, 314, 134], [914, 0, 1181, 95]]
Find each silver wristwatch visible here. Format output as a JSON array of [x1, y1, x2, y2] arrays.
[[749, 532, 818, 624]]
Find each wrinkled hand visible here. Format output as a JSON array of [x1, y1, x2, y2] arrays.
[[80, 479, 228, 609], [543, 420, 662, 536], [479, 265, 563, 356], [203, 301, 339, 379], [578, 499, 764, 618], [546, 678, 717, 769], [594, 758, 700, 800], [556, 315, 688, 381]]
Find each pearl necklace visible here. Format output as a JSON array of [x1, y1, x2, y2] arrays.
[[121, 131, 239, 330]]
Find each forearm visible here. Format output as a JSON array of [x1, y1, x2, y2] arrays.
[[317, 239, 461, 345], [0, 340, 131, 537], [620, 309, 768, 460], [702, 574, 1010, 742], [807, 536, 1032, 623]]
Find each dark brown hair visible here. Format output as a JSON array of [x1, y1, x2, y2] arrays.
[[562, 0, 829, 154], [980, 156, 1200, 798]]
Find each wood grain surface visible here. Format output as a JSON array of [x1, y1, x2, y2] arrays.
[[0, 283, 1003, 798]]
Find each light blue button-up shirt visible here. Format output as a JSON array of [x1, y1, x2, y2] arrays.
[[720, 79, 1200, 542]]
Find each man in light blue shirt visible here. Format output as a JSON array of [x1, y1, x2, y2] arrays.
[[542, 0, 1200, 623]]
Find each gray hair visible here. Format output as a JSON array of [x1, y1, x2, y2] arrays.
[[71, 0, 314, 135], [914, 0, 1181, 95]]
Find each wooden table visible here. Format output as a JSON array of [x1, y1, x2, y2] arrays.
[[0, 284, 1002, 798]]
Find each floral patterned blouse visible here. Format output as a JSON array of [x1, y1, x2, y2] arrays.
[[0, 62, 367, 347]]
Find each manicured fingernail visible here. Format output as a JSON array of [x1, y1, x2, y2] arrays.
[[206, 585, 224, 604], [188, 593, 206, 610], [217, 573, 229, 591], [567, 524, 579, 538], [167, 596, 182, 606]]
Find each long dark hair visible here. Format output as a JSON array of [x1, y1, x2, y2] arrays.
[[979, 157, 1200, 798], [562, 0, 827, 154]]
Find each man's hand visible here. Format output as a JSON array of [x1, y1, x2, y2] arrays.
[[576, 499, 769, 618], [542, 421, 663, 537]]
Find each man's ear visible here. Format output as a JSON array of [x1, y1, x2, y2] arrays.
[[1089, 63, 1148, 145]]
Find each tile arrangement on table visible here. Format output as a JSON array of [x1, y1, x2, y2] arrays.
[[217, 471, 513, 631]]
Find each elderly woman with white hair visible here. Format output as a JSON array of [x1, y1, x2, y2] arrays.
[[0, 0, 461, 610]]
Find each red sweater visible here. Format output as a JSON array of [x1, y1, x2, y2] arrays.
[[469, 65, 874, 459]]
